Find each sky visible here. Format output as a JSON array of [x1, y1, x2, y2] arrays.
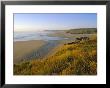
[[14, 13, 97, 32]]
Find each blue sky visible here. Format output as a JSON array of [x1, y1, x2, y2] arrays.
[[14, 13, 97, 32]]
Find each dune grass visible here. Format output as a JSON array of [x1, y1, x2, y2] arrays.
[[14, 34, 97, 75]]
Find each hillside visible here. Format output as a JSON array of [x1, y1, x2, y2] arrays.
[[66, 28, 97, 34]]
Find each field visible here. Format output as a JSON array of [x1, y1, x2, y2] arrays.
[[14, 29, 97, 75]]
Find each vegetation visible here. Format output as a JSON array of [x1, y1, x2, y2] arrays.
[[14, 34, 97, 75], [66, 28, 97, 34]]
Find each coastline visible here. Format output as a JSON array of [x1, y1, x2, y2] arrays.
[[14, 31, 96, 64], [14, 33, 97, 75]]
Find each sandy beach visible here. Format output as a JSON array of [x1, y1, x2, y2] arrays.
[[14, 40, 46, 64], [14, 40, 61, 64]]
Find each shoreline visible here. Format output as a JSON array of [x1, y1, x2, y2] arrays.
[[14, 31, 96, 64]]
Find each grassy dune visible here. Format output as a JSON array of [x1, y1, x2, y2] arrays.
[[14, 34, 97, 75]]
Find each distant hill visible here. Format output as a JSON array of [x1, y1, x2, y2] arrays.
[[66, 28, 97, 34]]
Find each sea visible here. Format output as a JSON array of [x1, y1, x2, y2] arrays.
[[14, 31, 68, 42]]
